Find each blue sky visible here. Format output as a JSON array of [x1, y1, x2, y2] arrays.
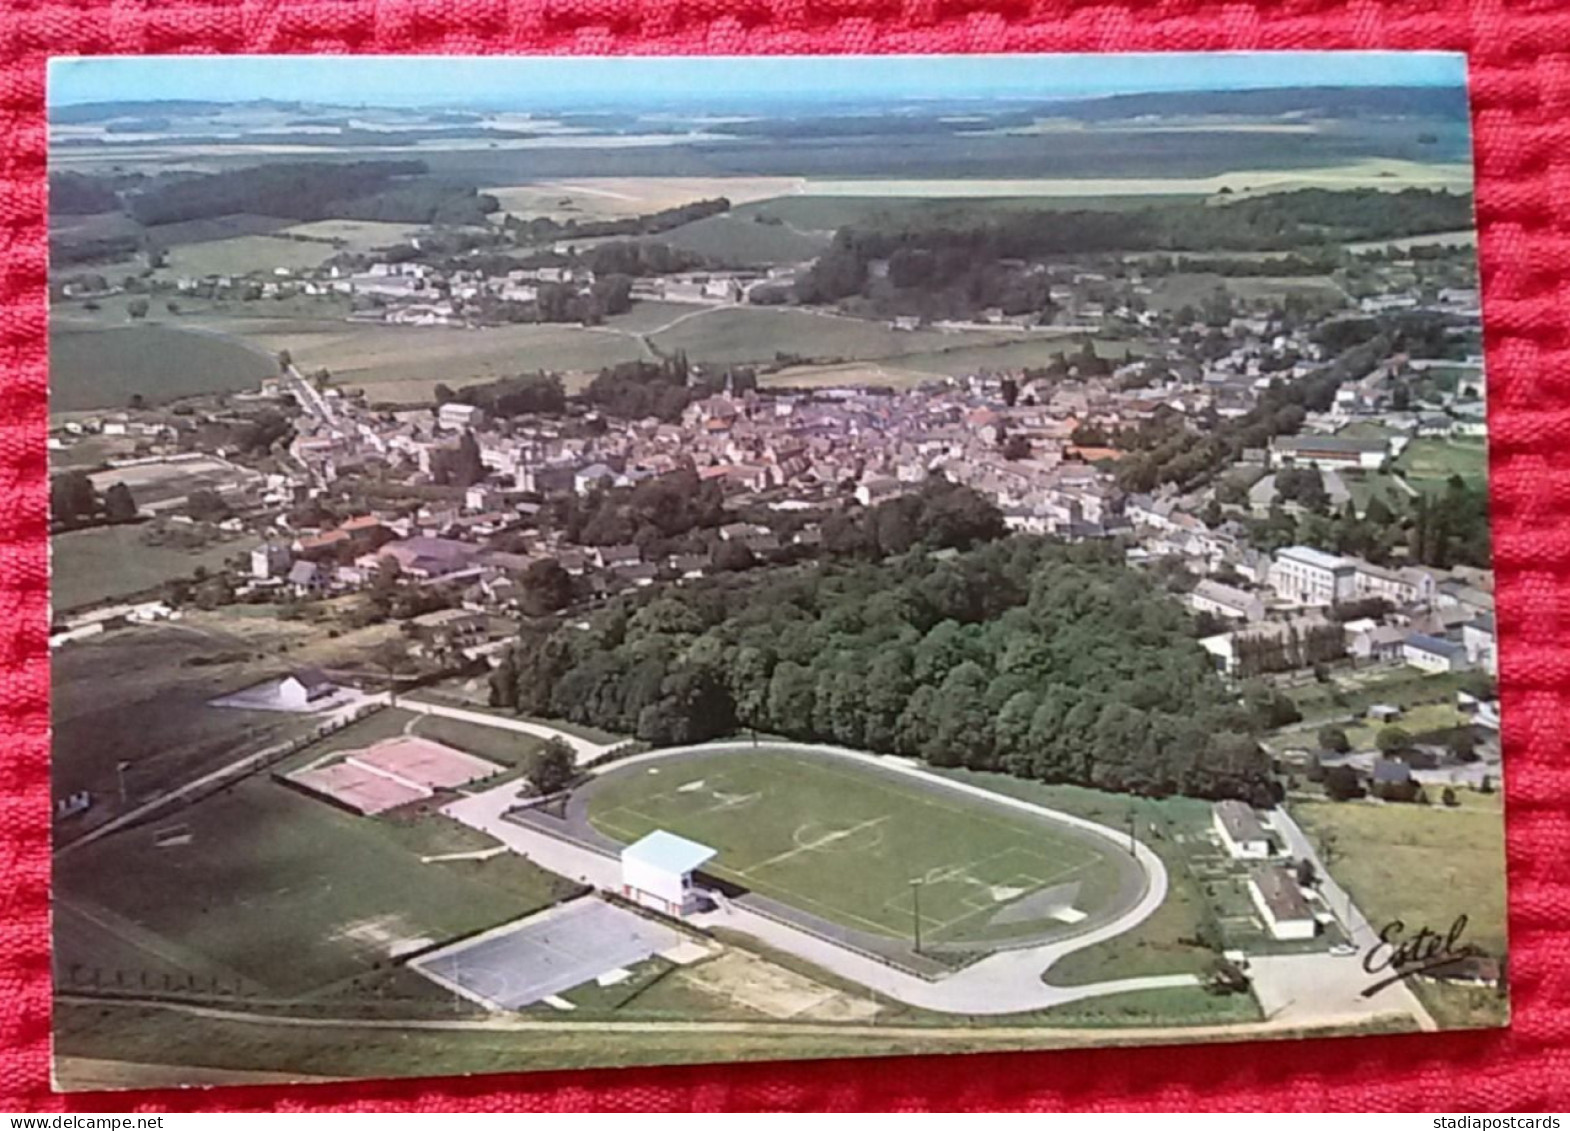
[[49, 52, 1467, 110]]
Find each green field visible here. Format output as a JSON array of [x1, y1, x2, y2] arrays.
[[1396, 437, 1490, 489], [50, 323, 275, 413], [55, 773, 577, 997], [254, 321, 648, 402], [585, 749, 1133, 948], [160, 235, 341, 278], [648, 307, 1036, 368], [1292, 794, 1508, 1029], [652, 213, 830, 265], [52, 524, 243, 612]]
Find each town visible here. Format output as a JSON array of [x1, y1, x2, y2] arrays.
[[46, 60, 1507, 1089]]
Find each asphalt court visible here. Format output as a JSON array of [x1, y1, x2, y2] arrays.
[[412, 898, 683, 1011]]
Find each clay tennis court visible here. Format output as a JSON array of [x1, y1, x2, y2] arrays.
[[285, 737, 505, 816], [352, 737, 503, 790]]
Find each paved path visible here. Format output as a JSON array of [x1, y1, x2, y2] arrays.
[[1265, 806, 1437, 1032], [445, 740, 1197, 1016], [399, 697, 619, 764], [63, 991, 1407, 1045]]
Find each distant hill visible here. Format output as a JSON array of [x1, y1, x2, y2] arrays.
[[49, 99, 301, 124], [1051, 84, 1470, 122]]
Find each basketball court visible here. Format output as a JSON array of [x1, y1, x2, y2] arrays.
[[410, 898, 685, 1011]]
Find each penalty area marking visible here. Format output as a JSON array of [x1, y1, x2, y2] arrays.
[[741, 815, 890, 877]]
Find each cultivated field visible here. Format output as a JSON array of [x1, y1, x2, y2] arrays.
[[482, 177, 805, 221], [881, 336, 1149, 379], [50, 323, 275, 413], [50, 621, 315, 817], [652, 213, 830, 265], [648, 307, 1037, 369], [52, 524, 243, 612], [160, 235, 340, 278], [584, 748, 1132, 949], [792, 159, 1473, 199], [278, 219, 430, 252], [240, 321, 647, 402], [54, 772, 577, 996]]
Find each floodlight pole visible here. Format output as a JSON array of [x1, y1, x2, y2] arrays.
[[116, 761, 130, 806], [910, 878, 923, 955], [1127, 807, 1137, 857]]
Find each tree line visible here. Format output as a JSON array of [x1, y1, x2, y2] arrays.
[[493, 537, 1277, 804], [795, 190, 1476, 308], [118, 160, 496, 227]]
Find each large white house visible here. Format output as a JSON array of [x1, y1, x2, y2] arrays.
[[1268, 546, 1357, 606]]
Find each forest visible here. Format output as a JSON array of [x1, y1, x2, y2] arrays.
[[493, 535, 1278, 804], [795, 189, 1475, 311], [112, 160, 497, 227]]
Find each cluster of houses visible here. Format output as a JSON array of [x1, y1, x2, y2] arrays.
[[1189, 543, 1495, 680]]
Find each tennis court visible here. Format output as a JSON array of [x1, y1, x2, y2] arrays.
[[410, 898, 683, 1011]]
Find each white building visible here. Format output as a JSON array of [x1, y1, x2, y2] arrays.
[[251, 542, 292, 580], [278, 667, 336, 709], [1353, 561, 1437, 606], [438, 403, 487, 432], [1213, 800, 1271, 859], [1463, 614, 1498, 676], [1403, 633, 1471, 674], [1269, 546, 1357, 606], [1248, 866, 1318, 941], [1189, 580, 1266, 623], [1269, 435, 1387, 471], [619, 830, 717, 918]]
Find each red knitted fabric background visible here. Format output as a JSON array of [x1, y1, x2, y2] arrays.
[[3, 1, 1567, 1113]]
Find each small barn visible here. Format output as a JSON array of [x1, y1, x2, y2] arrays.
[[619, 830, 716, 918], [279, 667, 337, 710]]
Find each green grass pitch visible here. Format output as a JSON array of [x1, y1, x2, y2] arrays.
[[585, 749, 1129, 947]]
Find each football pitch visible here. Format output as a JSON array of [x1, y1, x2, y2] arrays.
[[583, 749, 1136, 949]]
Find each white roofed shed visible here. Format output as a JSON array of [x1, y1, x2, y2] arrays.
[[619, 830, 716, 918]]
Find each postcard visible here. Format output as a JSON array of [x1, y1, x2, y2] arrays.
[[47, 51, 1504, 1091]]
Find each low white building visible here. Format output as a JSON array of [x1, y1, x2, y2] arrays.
[[1248, 865, 1318, 941], [1213, 800, 1271, 859], [1189, 579, 1266, 623], [438, 402, 487, 432], [278, 667, 336, 709], [1403, 633, 1471, 674], [619, 830, 717, 918]]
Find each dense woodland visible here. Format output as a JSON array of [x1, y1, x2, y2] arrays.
[[499, 198, 729, 245], [494, 534, 1278, 804], [103, 160, 498, 227], [796, 190, 1475, 314]]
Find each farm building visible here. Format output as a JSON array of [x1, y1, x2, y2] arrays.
[[1248, 865, 1318, 941], [619, 830, 716, 918], [279, 667, 337, 709], [1213, 800, 1271, 860], [1403, 633, 1471, 674]]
